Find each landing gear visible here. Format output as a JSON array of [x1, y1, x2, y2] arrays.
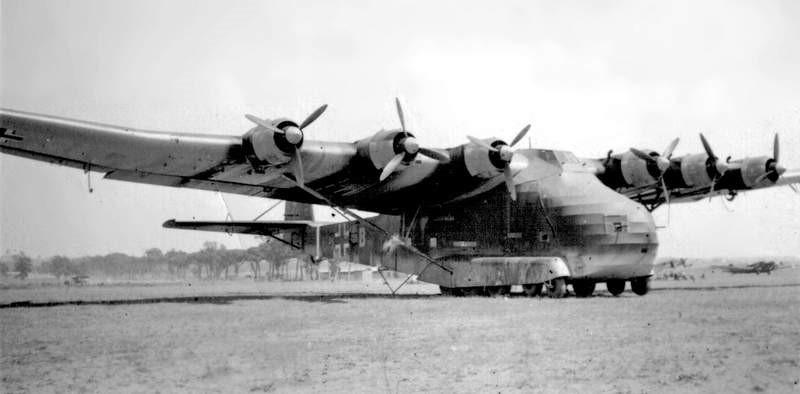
[[522, 283, 543, 297], [606, 279, 625, 296], [487, 285, 511, 297], [572, 280, 595, 297], [462, 287, 487, 297], [439, 286, 463, 297], [547, 277, 567, 298], [630, 277, 650, 296]]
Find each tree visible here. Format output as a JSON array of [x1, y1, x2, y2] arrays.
[[43, 255, 75, 279], [13, 253, 33, 280], [0, 262, 8, 277]]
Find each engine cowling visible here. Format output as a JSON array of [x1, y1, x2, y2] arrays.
[[463, 138, 506, 178], [740, 156, 774, 187], [679, 153, 714, 187], [242, 118, 302, 170], [619, 150, 661, 187]]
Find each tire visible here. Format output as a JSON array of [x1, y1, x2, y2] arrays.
[[572, 280, 596, 298], [606, 279, 625, 296], [630, 277, 650, 296], [548, 277, 567, 298], [487, 285, 511, 297], [522, 283, 543, 297], [463, 286, 486, 297]]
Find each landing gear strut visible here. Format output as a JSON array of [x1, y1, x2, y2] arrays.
[[546, 277, 567, 298], [522, 283, 543, 297], [630, 277, 650, 296]]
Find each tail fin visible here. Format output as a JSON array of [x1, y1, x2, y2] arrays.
[[284, 202, 314, 221]]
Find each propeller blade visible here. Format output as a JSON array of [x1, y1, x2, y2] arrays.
[[773, 133, 779, 163], [293, 148, 305, 187], [630, 148, 656, 163], [395, 97, 407, 135], [509, 124, 531, 147], [604, 150, 613, 167], [503, 163, 517, 201], [467, 136, 498, 152], [245, 114, 285, 134], [707, 178, 716, 201], [299, 104, 328, 129], [661, 176, 670, 206], [699, 133, 716, 160], [379, 153, 405, 181], [418, 147, 451, 163], [663, 137, 680, 159]]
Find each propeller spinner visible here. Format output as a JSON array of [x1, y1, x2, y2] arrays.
[[244, 104, 328, 186], [379, 98, 451, 181], [466, 124, 531, 201]]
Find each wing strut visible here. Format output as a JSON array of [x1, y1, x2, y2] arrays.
[[280, 175, 453, 294]]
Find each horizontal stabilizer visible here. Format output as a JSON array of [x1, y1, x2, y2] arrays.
[[162, 219, 317, 236]]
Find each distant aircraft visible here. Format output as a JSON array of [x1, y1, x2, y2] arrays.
[[2, 100, 798, 298], [712, 261, 782, 275]]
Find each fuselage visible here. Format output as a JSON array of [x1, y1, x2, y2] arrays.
[[306, 149, 659, 287]]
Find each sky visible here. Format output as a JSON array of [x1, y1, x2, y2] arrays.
[[1, 0, 799, 259]]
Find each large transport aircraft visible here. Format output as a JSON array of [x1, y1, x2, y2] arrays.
[[2, 101, 798, 297]]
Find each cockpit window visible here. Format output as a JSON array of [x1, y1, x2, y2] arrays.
[[553, 150, 579, 164]]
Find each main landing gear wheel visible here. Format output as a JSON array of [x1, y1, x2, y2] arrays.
[[487, 285, 511, 297], [522, 283, 543, 297], [572, 280, 596, 298], [630, 277, 650, 296], [439, 286, 463, 296], [463, 287, 486, 297], [547, 277, 567, 298], [606, 280, 625, 296]]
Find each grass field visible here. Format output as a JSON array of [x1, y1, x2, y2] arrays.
[[2, 270, 799, 393]]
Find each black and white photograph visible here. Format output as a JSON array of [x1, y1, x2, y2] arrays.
[[1, 0, 799, 392]]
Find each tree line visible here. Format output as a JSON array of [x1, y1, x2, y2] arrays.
[[1, 239, 300, 281]]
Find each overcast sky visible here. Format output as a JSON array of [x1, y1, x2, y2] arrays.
[[1, 0, 799, 259]]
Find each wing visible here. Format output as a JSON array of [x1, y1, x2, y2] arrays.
[[162, 219, 315, 235], [163, 219, 321, 249], [1, 107, 519, 213], [0, 108, 360, 201]]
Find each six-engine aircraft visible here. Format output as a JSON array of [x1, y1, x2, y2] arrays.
[[1, 101, 797, 298]]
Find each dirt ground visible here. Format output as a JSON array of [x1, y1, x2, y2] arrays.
[[1, 270, 799, 393]]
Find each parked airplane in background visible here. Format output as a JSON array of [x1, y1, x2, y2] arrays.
[[2, 100, 798, 298], [712, 261, 783, 275]]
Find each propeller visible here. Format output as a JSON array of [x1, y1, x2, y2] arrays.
[[466, 124, 531, 201], [695, 133, 731, 200], [699, 133, 729, 178], [245, 104, 328, 187], [754, 133, 786, 183], [629, 137, 680, 174], [629, 138, 680, 207], [379, 98, 451, 181]]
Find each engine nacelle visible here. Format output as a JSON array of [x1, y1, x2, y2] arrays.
[[242, 118, 301, 169], [619, 150, 660, 187], [355, 130, 413, 170], [463, 138, 505, 178], [679, 153, 714, 187], [740, 156, 773, 187]]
